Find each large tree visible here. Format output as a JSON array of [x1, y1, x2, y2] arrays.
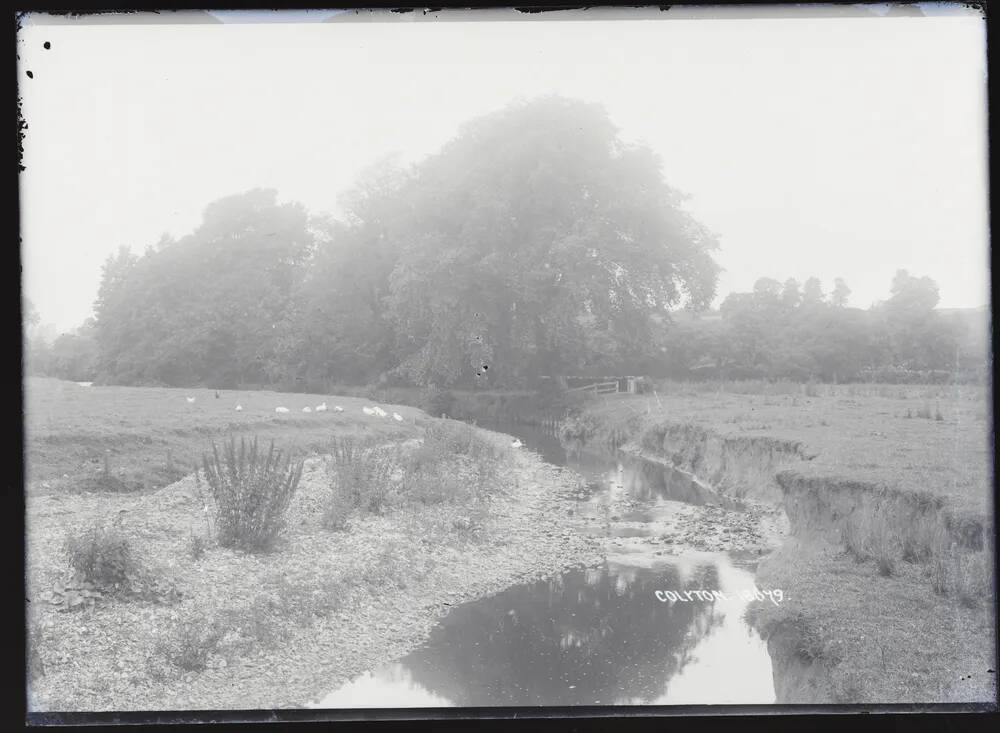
[[292, 159, 412, 387], [367, 96, 720, 386], [93, 190, 315, 386]]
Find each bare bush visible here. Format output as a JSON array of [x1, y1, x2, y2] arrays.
[[201, 436, 304, 552], [64, 520, 140, 591]]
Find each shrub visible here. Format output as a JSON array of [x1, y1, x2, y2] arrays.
[[153, 616, 226, 672], [424, 419, 505, 462], [201, 436, 304, 552], [64, 520, 140, 591], [325, 436, 398, 525], [323, 480, 356, 531], [402, 456, 467, 505], [421, 420, 509, 496]]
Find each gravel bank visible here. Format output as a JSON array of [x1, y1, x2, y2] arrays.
[[27, 436, 605, 712]]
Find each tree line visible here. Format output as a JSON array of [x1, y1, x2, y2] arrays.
[[22, 96, 988, 389], [653, 272, 987, 384]]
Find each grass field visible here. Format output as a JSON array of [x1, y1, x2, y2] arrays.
[[575, 381, 992, 517], [24, 377, 422, 496]]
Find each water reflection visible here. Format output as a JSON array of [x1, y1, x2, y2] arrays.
[[314, 556, 773, 707], [496, 423, 740, 510], [312, 420, 774, 708]]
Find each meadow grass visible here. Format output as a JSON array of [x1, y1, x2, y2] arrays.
[[24, 376, 421, 496], [577, 383, 990, 517]]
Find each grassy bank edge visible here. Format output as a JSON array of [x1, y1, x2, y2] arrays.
[[559, 399, 996, 704]]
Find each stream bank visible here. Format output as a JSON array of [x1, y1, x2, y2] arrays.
[[555, 395, 997, 705], [27, 429, 605, 712], [313, 422, 780, 707]]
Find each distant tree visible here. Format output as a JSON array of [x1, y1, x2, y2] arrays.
[[830, 278, 851, 308], [752, 277, 783, 305], [877, 270, 948, 370], [802, 277, 825, 306], [47, 319, 98, 381], [23, 297, 40, 330], [886, 269, 939, 315], [719, 292, 774, 370], [780, 278, 802, 310]]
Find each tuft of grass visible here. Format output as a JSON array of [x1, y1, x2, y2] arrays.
[[423, 419, 507, 463], [64, 519, 140, 591], [842, 512, 871, 563], [152, 616, 226, 672], [219, 575, 348, 650], [400, 448, 467, 505], [840, 505, 900, 576], [75, 453, 141, 493], [324, 436, 398, 527], [187, 531, 207, 561], [927, 538, 994, 607], [201, 435, 303, 552]]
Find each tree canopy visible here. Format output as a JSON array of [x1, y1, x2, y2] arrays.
[[24, 97, 986, 389]]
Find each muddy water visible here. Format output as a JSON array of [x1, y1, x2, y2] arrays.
[[312, 423, 775, 708]]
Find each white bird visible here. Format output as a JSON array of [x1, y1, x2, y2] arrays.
[[333, 406, 344, 413], [275, 406, 290, 414], [373, 406, 388, 418], [511, 439, 523, 448], [393, 412, 404, 422], [302, 406, 312, 413], [235, 404, 243, 412], [186, 397, 196, 403], [315, 402, 328, 412]]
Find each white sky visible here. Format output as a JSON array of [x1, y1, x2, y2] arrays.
[[18, 6, 990, 333]]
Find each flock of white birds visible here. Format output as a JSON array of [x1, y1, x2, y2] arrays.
[[185, 394, 404, 422], [185, 393, 522, 448]]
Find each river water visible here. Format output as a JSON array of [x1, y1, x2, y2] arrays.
[[312, 422, 775, 708]]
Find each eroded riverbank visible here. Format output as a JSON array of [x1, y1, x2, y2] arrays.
[[559, 394, 997, 705]]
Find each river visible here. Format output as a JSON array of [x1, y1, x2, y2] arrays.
[[311, 422, 775, 707]]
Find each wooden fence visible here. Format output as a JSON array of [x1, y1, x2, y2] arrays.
[[567, 380, 621, 395]]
